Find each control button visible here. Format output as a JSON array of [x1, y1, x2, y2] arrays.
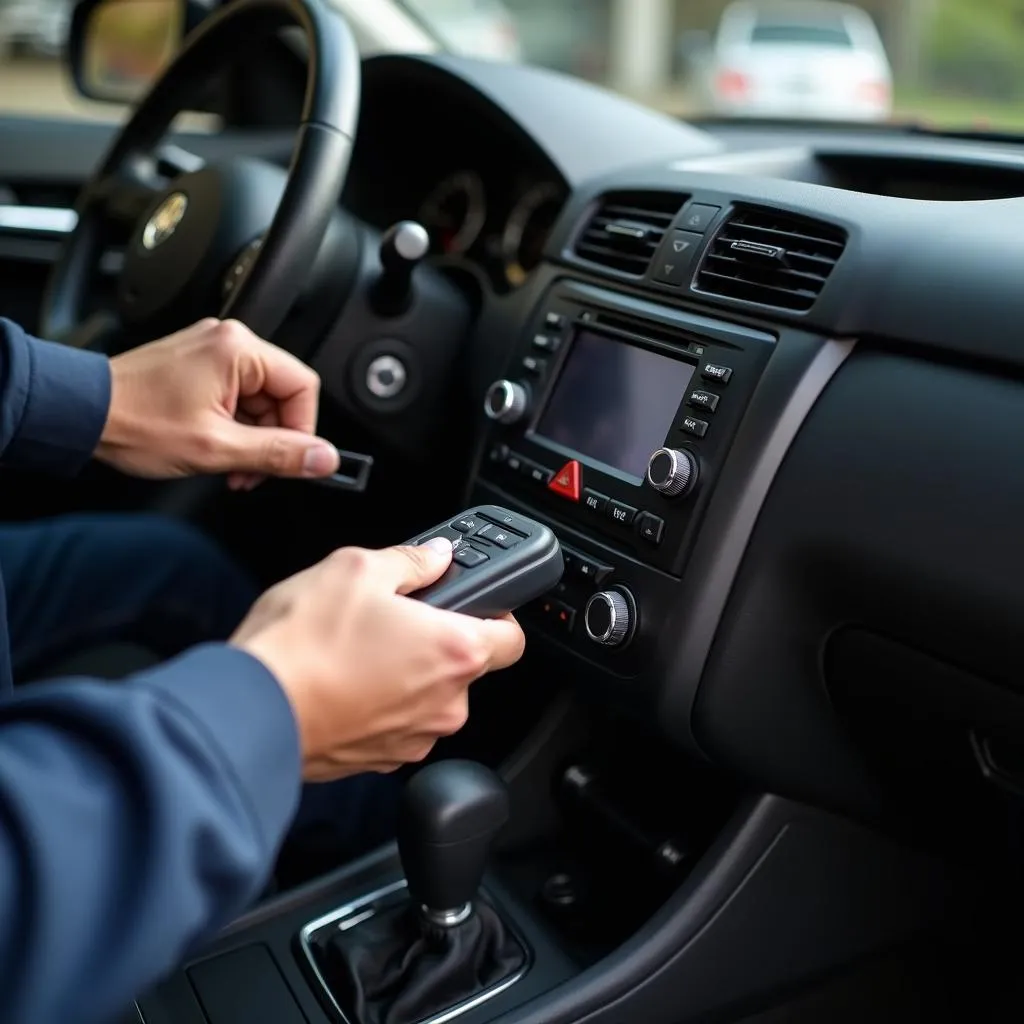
[[522, 355, 546, 375], [548, 459, 581, 502], [533, 334, 562, 353], [528, 463, 553, 486], [506, 452, 524, 473], [484, 379, 530, 424], [652, 230, 702, 286], [452, 515, 482, 534], [637, 512, 665, 546], [544, 312, 565, 330], [584, 589, 634, 648], [688, 390, 720, 414], [488, 443, 509, 465], [476, 524, 520, 548], [680, 416, 709, 439], [647, 448, 697, 498], [562, 545, 614, 586], [366, 354, 408, 400], [576, 558, 612, 586], [453, 546, 489, 568], [607, 500, 637, 527], [679, 203, 721, 233], [702, 364, 733, 386], [582, 489, 608, 514]]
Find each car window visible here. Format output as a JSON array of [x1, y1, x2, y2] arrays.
[[0, 0, 141, 122], [749, 22, 854, 48]]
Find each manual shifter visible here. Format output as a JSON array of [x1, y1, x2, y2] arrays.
[[307, 761, 527, 1024], [398, 758, 508, 928]]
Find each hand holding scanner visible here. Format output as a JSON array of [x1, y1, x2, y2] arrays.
[[407, 505, 563, 618]]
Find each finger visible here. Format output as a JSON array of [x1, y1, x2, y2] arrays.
[[475, 615, 527, 672], [237, 335, 322, 436], [366, 537, 454, 594], [213, 422, 339, 478]]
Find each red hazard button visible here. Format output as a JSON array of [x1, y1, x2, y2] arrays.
[[548, 459, 581, 502]]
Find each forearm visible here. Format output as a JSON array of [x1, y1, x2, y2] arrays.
[[0, 644, 301, 1024], [0, 317, 111, 475]]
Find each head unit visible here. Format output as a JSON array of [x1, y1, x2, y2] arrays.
[[479, 281, 774, 576]]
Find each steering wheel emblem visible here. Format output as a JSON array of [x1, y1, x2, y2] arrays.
[[142, 192, 188, 251]]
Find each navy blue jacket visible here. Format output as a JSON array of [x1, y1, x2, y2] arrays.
[[0, 319, 301, 1024]]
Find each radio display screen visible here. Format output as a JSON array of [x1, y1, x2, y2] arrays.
[[532, 329, 696, 482]]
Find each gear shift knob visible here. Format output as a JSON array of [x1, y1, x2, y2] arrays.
[[397, 760, 509, 924], [372, 220, 430, 316]]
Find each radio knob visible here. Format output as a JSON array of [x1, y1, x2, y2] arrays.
[[584, 589, 634, 648], [484, 379, 529, 425], [646, 448, 697, 498]]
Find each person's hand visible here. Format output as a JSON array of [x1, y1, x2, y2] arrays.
[[231, 537, 526, 780], [94, 317, 340, 489]]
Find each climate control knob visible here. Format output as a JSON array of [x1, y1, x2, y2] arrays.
[[484, 379, 529, 425], [646, 448, 697, 498], [584, 589, 634, 648]]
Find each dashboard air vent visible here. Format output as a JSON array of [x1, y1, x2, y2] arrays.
[[697, 208, 846, 311], [574, 191, 686, 276]]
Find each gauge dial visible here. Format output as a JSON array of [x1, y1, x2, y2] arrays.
[[502, 183, 563, 287], [417, 171, 487, 256]]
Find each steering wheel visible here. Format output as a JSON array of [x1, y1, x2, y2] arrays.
[[41, 0, 359, 352]]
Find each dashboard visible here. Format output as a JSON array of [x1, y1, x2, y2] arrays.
[[342, 61, 568, 293], [308, 53, 1024, 842]]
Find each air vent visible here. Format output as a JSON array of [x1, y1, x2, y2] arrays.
[[697, 208, 846, 311], [574, 191, 686, 276]]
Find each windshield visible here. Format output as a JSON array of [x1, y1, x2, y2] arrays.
[[0, 0, 1019, 134], [395, 0, 1023, 133]]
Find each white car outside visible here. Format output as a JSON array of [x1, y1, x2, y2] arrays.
[[704, 0, 893, 122]]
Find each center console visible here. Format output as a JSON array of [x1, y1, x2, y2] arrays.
[[472, 279, 774, 679]]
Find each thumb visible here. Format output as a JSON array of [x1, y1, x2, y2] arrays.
[[215, 423, 340, 478], [373, 537, 454, 595]]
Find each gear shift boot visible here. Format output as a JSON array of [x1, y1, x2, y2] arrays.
[[308, 887, 526, 1024], [301, 762, 528, 1024]]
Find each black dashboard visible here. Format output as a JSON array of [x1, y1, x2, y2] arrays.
[[327, 52, 1024, 839], [26, 38, 1024, 1024]]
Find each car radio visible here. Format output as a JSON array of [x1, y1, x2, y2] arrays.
[[478, 280, 775, 578]]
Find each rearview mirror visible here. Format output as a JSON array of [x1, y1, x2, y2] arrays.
[[69, 0, 187, 104]]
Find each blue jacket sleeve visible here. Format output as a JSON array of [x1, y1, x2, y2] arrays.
[[0, 643, 302, 1024], [0, 317, 111, 475]]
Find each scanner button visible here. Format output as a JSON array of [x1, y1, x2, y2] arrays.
[[476, 524, 519, 548], [453, 547, 489, 568]]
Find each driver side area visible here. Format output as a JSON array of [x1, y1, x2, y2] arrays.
[[0, 0, 542, 898]]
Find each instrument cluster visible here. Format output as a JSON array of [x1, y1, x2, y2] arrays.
[[414, 168, 566, 292]]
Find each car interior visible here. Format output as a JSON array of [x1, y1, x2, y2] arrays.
[[4, 0, 1024, 1021]]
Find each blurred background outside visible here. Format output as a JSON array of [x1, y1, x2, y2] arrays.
[[0, 0, 1020, 132]]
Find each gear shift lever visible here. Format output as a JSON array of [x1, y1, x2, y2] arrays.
[[371, 220, 430, 316], [398, 760, 509, 928], [308, 762, 526, 1024]]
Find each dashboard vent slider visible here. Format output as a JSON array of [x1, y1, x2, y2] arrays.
[[697, 208, 846, 311]]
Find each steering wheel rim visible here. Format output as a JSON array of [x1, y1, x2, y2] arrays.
[[41, 0, 360, 348]]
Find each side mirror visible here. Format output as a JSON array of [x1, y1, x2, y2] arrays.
[[67, 0, 195, 104]]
